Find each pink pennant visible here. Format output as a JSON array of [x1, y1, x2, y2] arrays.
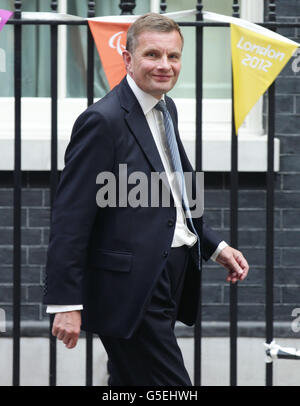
[[0, 9, 13, 32]]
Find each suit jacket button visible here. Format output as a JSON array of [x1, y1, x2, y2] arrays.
[[168, 220, 174, 227], [163, 250, 168, 258]]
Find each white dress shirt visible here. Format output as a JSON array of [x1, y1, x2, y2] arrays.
[[46, 75, 227, 314]]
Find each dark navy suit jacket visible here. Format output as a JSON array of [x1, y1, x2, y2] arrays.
[[43, 77, 222, 339]]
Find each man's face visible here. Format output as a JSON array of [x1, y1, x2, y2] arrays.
[[123, 30, 182, 99]]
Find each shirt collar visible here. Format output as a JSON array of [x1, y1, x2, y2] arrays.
[[126, 74, 164, 115]]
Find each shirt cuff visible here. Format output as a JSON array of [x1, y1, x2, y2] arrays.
[[210, 241, 229, 262], [46, 305, 83, 314]]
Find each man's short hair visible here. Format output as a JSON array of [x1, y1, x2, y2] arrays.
[[126, 12, 184, 53]]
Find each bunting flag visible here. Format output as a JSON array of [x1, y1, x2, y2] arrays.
[[203, 11, 300, 134], [0, 9, 13, 31], [88, 17, 133, 89], [87, 10, 196, 90]]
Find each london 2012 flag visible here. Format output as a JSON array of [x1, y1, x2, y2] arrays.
[[0, 9, 13, 32], [203, 11, 300, 134]]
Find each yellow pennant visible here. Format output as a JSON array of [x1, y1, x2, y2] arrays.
[[203, 11, 300, 134], [231, 24, 298, 133]]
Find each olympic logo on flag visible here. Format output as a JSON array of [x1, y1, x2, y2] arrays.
[[108, 31, 126, 56]]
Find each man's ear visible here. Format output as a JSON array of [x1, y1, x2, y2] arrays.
[[122, 50, 132, 74]]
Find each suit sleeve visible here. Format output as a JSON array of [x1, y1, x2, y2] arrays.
[[43, 110, 114, 305]]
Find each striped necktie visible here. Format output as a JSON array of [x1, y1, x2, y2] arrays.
[[155, 100, 201, 269]]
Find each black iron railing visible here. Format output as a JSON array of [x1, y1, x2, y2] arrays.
[[5, 0, 298, 386]]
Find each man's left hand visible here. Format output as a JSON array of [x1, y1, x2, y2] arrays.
[[215, 246, 249, 284]]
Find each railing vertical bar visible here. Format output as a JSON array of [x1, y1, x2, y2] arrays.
[[229, 0, 240, 387], [85, 0, 96, 387], [160, 0, 167, 13], [12, 0, 22, 387], [265, 0, 276, 388], [265, 83, 275, 387], [119, 0, 136, 15], [230, 85, 238, 386], [49, 1, 59, 386], [194, 0, 203, 387]]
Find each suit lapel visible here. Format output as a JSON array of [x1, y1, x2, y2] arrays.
[[125, 105, 166, 175], [117, 78, 169, 190], [117, 77, 194, 192]]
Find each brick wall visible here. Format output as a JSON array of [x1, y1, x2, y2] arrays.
[[0, 0, 300, 336], [201, 0, 300, 330], [273, 0, 300, 326], [0, 173, 50, 322]]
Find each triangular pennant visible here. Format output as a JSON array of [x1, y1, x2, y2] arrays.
[[88, 20, 131, 89], [203, 11, 300, 134], [231, 24, 298, 132], [0, 9, 13, 31]]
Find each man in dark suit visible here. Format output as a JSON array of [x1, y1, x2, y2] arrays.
[[44, 13, 249, 385]]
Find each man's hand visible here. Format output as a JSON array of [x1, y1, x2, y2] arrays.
[[215, 246, 249, 284], [52, 310, 81, 349]]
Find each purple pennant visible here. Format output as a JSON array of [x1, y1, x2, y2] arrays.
[[0, 9, 13, 32]]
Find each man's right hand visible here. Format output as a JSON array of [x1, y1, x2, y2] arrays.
[[52, 310, 81, 349]]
